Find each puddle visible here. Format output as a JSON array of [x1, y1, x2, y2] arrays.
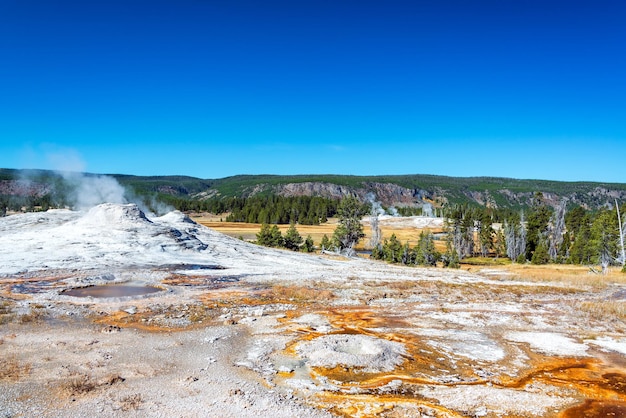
[[61, 284, 162, 298]]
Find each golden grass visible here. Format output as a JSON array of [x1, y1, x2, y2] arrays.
[[266, 285, 335, 303], [579, 301, 626, 320], [193, 217, 339, 244], [470, 263, 626, 288], [193, 216, 446, 252], [61, 373, 125, 397], [0, 355, 31, 381], [461, 257, 511, 266], [0, 300, 16, 324], [63, 375, 97, 396], [118, 393, 144, 411], [19, 307, 45, 323]]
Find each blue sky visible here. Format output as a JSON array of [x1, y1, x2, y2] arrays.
[[1, 0, 625, 182]]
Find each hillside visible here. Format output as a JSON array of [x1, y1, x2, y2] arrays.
[[2, 168, 626, 211]]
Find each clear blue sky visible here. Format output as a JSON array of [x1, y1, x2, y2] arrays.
[[1, 0, 625, 182]]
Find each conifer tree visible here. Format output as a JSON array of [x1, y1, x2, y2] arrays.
[[283, 222, 303, 251], [415, 231, 439, 266], [332, 196, 366, 255], [531, 239, 550, 264], [569, 220, 594, 264], [402, 242, 416, 265], [302, 235, 315, 253], [477, 210, 495, 257], [494, 228, 506, 258], [525, 193, 552, 261], [320, 234, 331, 251], [382, 234, 403, 263], [256, 224, 283, 247], [256, 223, 273, 246], [591, 209, 619, 274]]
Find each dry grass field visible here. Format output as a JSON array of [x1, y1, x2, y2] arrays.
[[193, 214, 339, 244], [191, 213, 446, 251], [193, 215, 626, 285]]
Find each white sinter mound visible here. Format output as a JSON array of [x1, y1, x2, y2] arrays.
[[0, 203, 477, 287], [296, 334, 407, 372]]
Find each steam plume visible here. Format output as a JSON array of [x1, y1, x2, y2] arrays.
[[62, 171, 127, 209], [48, 148, 128, 209]]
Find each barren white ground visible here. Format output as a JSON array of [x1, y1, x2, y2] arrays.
[[1, 204, 625, 417]]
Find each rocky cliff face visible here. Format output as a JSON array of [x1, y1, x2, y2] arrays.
[[276, 182, 353, 200], [273, 182, 437, 207], [0, 180, 51, 197], [272, 181, 626, 210]]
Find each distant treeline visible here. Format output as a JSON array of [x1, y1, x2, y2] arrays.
[[225, 196, 339, 225], [0, 194, 57, 215], [161, 195, 340, 225]]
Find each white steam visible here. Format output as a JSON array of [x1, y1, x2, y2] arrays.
[[366, 192, 386, 217], [62, 172, 127, 210], [135, 193, 175, 217], [422, 203, 434, 217], [365, 192, 399, 217], [46, 148, 128, 210]]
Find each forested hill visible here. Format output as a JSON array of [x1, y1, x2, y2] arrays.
[[1, 168, 626, 211], [116, 173, 626, 210]]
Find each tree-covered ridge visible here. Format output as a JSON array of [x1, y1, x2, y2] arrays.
[[2, 168, 626, 214], [200, 173, 626, 201], [149, 173, 626, 211], [113, 174, 215, 196]]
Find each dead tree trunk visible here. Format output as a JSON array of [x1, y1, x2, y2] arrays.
[[548, 199, 567, 261], [369, 214, 382, 250], [617, 199, 625, 268]]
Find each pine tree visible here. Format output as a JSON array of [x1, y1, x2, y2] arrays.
[[569, 220, 594, 264], [401, 242, 415, 265], [332, 196, 366, 255], [525, 194, 552, 261], [494, 228, 506, 258], [443, 249, 460, 268], [415, 231, 439, 266], [478, 210, 494, 257], [370, 244, 383, 260], [256, 224, 273, 246], [283, 223, 303, 251], [302, 235, 315, 253], [382, 234, 403, 263], [256, 224, 283, 247], [590, 209, 619, 274], [565, 205, 588, 238], [531, 239, 550, 264], [320, 234, 331, 251]]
